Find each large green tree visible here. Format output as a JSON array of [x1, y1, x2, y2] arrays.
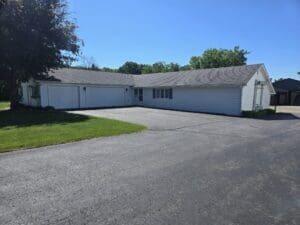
[[189, 56, 202, 69], [0, 0, 80, 109], [190, 46, 249, 69], [118, 61, 142, 74]]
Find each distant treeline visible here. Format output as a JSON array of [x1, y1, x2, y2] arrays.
[[72, 46, 249, 75]]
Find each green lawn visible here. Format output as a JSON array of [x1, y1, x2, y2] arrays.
[[0, 109, 146, 153], [0, 101, 10, 111]]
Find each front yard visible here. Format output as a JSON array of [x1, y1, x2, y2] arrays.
[[0, 101, 10, 111], [0, 108, 146, 153]]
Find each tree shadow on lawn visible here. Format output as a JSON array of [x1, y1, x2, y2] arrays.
[[0, 109, 90, 128]]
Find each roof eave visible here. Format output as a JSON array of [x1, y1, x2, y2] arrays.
[[38, 80, 134, 87], [134, 84, 243, 88], [259, 64, 276, 94]]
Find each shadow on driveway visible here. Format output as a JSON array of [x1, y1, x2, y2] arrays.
[[255, 113, 300, 121]]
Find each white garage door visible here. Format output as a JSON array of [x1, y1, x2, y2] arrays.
[[48, 85, 79, 109], [83, 87, 126, 108], [173, 87, 242, 115]]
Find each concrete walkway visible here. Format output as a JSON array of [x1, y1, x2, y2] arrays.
[[275, 105, 300, 114]]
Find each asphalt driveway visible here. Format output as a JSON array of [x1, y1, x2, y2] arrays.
[[1, 107, 299, 225]]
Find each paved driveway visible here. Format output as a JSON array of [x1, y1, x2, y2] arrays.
[[1, 107, 299, 225], [275, 106, 300, 114]]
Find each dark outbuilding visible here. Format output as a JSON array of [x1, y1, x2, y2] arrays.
[[271, 78, 300, 105]]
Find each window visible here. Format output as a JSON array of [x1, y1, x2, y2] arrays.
[[134, 89, 138, 97], [156, 89, 160, 98], [161, 89, 164, 98], [153, 88, 173, 99], [169, 88, 173, 99], [152, 89, 156, 99], [165, 89, 169, 98], [138, 88, 143, 101], [30, 85, 40, 99]]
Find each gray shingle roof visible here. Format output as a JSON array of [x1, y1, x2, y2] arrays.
[[133, 64, 263, 88], [273, 78, 300, 91], [43, 64, 263, 88], [45, 68, 134, 86]]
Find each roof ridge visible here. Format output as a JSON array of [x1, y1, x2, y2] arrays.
[[55, 63, 263, 77], [132, 63, 263, 77], [55, 67, 128, 76]]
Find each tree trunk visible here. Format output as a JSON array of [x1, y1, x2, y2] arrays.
[[8, 73, 19, 110]]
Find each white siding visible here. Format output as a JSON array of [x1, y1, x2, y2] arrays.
[[20, 81, 41, 107], [20, 83, 29, 105], [262, 84, 271, 108], [141, 87, 242, 116], [241, 68, 272, 111], [39, 82, 133, 109]]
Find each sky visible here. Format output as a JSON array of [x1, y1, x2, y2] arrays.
[[68, 0, 300, 79]]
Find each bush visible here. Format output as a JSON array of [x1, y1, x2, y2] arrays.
[[242, 109, 276, 118], [0, 81, 9, 101], [264, 108, 276, 114], [43, 106, 55, 111]]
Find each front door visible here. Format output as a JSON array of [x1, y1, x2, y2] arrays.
[[138, 88, 143, 102], [254, 84, 263, 110]]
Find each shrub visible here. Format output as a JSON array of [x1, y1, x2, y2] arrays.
[[0, 81, 9, 101], [242, 109, 276, 118], [43, 106, 55, 111]]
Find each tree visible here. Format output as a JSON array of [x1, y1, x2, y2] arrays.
[[152, 62, 166, 73], [77, 55, 98, 70], [118, 61, 142, 74], [101, 67, 117, 73], [0, 0, 5, 9], [0, 80, 8, 100], [189, 56, 201, 69], [141, 65, 153, 74], [166, 63, 180, 72], [0, 0, 81, 109], [180, 65, 191, 71], [200, 48, 226, 68], [189, 46, 249, 69]]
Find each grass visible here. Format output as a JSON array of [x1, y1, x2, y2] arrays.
[[0, 101, 10, 111], [0, 108, 146, 153]]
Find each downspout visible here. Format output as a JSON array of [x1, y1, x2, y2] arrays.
[[252, 81, 257, 111], [240, 86, 244, 115]]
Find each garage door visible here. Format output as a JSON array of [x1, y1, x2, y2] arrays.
[[48, 85, 79, 109], [83, 87, 126, 108], [173, 87, 242, 115]]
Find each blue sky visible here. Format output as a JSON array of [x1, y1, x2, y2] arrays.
[[68, 0, 300, 79]]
